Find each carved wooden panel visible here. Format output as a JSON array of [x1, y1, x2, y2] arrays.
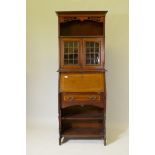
[[59, 16, 104, 23]]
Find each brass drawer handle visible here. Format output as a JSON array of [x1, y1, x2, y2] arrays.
[[88, 96, 97, 100], [92, 96, 97, 100], [67, 96, 74, 101]]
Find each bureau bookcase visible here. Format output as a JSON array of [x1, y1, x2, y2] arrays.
[[56, 11, 108, 145]]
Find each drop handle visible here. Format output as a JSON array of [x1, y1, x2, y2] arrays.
[[67, 96, 74, 101], [92, 96, 97, 100], [88, 96, 97, 100]]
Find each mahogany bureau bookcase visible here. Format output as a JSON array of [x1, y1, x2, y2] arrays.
[[56, 11, 108, 145]]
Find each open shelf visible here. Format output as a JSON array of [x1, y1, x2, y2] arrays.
[[62, 119, 104, 138], [60, 20, 104, 36], [62, 112, 103, 120], [62, 128, 104, 138], [62, 105, 104, 120]]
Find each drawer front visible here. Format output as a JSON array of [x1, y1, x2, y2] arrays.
[[64, 95, 101, 102], [61, 93, 104, 108]]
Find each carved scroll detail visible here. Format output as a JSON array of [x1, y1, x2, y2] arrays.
[[60, 16, 104, 23], [87, 16, 103, 22]]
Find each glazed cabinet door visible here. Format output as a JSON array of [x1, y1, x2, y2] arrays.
[[60, 38, 104, 70], [60, 38, 82, 69], [83, 38, 104, 69]]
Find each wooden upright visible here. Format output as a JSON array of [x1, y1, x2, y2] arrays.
[[56, 11, 108, 145]]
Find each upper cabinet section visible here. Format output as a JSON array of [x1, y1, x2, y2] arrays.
[[56, 11, 107, 71], [56, 11, 108, 37]]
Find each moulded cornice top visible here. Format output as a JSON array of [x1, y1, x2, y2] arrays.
[[56, 11, 108, 16]]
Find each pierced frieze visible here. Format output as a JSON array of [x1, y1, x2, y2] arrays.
[[87, 16, 104, 22], [59, 16, 104, 23], [60, 17, 78, 23]]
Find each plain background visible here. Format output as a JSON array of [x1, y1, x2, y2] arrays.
[[26, 0, 128, 154], [27, 0, 128, 127]]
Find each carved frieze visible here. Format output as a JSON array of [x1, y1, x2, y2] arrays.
[[59, 16, 104, 23]]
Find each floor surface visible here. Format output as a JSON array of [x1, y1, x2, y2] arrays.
[[27, 122, 128, 155]]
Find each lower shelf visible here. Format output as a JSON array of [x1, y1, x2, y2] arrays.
[[62, 113, 103, 120], [62, 128, 104, 138], [62, 105, 104, 120]]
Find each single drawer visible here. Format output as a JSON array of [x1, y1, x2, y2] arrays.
[[61, 93, 105, 108], [64, 94, 101, 102]]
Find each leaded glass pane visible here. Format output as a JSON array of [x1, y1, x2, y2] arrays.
[[64, 41, 79, 65], [85, 41, 100, 65]]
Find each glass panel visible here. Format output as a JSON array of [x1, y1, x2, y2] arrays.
[[95, 42, 99, 48], [85, 41, 100, 65], [64, 48, 68, 54], [64, 41, 79, 65], [90, 42, 94, 47], [74, 42, 78, 47], [69, 48, 73, 53], [69, 42, 73, 47], [90, 48, 94, 52], [74, 54, 78, 59], [91, 59, 95, 64], [74, 48, 78, 53], [64, 42, 68, 48], [64, 54, 68, 59], [69, 54, 73, 59], [69, 60, 73, 64], [95, 48, 99, 53], [64, 60, 68, 64]]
